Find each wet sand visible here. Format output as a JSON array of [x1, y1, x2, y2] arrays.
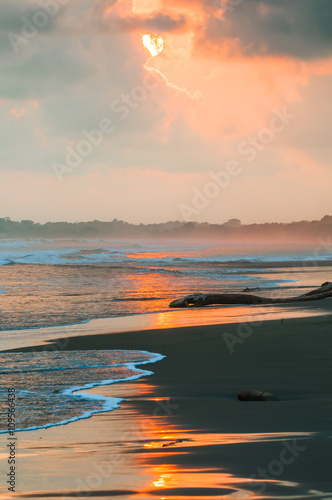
[[3, 300, 332, 499]]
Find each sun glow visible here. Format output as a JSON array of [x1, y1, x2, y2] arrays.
[[142, 33, 164, 57]]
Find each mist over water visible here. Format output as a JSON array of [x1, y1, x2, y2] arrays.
[[0, 238, 331, 331]]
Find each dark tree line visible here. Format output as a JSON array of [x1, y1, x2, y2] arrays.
[[0, 216, 332, 242]]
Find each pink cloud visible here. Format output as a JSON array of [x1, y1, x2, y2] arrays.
[[10, 108, 26, 118]]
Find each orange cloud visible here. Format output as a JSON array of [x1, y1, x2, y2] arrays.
[[141, 0, 332, 143]]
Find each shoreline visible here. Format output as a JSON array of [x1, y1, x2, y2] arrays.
[[2, 299, 332, 352], [2, 301, 332, 498]]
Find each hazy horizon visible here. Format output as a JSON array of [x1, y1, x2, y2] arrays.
[[1, 214, 332, 245], [1, 214, 331, 225]]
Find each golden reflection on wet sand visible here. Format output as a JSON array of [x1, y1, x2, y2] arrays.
[[4, 377, 329, 500], [129, 400, 313, 499]]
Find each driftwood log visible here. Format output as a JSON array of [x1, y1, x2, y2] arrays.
[[169, 282, 332, 308]]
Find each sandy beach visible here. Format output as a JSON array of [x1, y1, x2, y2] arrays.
[[2, 0, 332, 495], [2, 299, 332, 499]]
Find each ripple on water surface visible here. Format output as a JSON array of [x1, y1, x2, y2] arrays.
[[0, 349, 164, 433]]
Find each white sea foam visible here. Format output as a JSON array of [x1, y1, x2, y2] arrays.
[[0, 350, 165, 434], [0, 241, 332, 267]]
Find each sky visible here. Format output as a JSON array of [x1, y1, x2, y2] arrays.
[[0, 0, 331, 224]]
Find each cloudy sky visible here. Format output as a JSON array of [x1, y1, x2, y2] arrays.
[[0, 0, 331, 224]]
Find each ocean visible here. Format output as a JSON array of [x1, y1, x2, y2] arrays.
[[1, 238, 331, 332], [1, 238, 332, 435]]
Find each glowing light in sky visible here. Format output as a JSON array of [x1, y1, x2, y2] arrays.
[[142, 33, 164, 57]]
